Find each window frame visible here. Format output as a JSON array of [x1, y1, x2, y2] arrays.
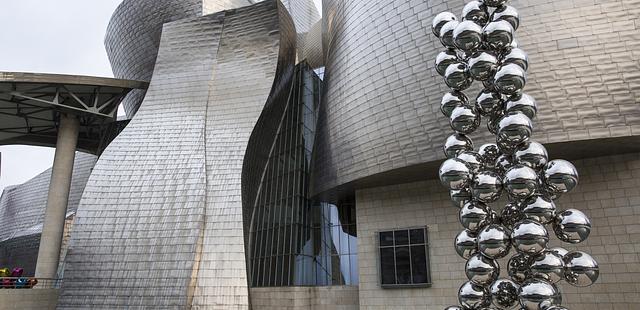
[[377, 226, 432, 288]]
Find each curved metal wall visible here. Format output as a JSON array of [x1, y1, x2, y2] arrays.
[[312, 0, 640, 195], [60, 1, 295, 308]]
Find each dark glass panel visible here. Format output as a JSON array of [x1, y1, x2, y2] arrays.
[[394, 230, 409, 245], [380, 247, 395, 285], [411, 245, 428, 284], [410, 228, 425, 244], [395, 246, 411, 284], [379, 231, 394, 246]]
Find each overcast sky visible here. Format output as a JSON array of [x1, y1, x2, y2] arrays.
[[0, 0, 322, 193]]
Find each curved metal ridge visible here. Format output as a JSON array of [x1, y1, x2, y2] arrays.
[[0, 72, 148, 89]]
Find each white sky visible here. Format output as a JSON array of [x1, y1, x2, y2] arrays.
[[0, 0, 322, 193]]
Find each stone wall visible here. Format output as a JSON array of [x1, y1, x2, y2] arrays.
[[250, 286, 359, 310], [0, 289, 59, 310]]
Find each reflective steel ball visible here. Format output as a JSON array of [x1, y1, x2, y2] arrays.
[[494, 153, 514, 175], [500, 202, 524, 229], [483, 0, 509, 7], [435, 50, 460, 76], [497, 112, 533, 154], [483, 20, 514, 51], [494, 63, 526, 95], [444, 306, 463, 310], [518, 279, 562, 310], [459, 281, 491, 309], [471, 170, 503, 202], [479, 143, 500, 165], [440, 20, 460, 48], [468, 52, 499, 81], [455, 229, 478, 259], [490, 279, 520, 310], [564, 251, 599, 287], [522, 195, 556, 224], [444, 133, 474, 158], [491, 5, 520, 30], [451, 188, 473, 209], [445, 63, 474, 90], [476, 89, 503, 116], [549, 247, 569, 259], [505, 93, 537, 120], [454, 20, 484, 52], [462, 0, 489, 26], [441, 91, 469, 118], [432, 12, 458, 37], [450, 105, 481, 134], [531, 250, 565, 284], [488, 109, 505, 135], [502, 48, 528, 71], [508, 253, 533, 283], [466, 253, 500, 285], [503, 165, 539, 199], [439, 158, 472, 189], [458, 151, 484, 174], [553, 209, 591, 243], [514, 141, 547, 170], [543, 159, 579, 194], [460, 201, 492, 232], [512, 219, 549, 255], [477, 223, 512, 259]]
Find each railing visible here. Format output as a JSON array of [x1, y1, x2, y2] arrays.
[[0, 277, 61, 289]]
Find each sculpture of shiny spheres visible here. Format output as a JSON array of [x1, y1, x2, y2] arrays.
[[440, 20, 460, 48], [476, 89, 503, 115], [548, 247, 568, 258], [478, 143, 500, 165], [494, 63, 526, 95], [543, 159, 579, 194], [531, 250, 565, 283], [483, 0, 509, 7], [494, 153, 514, 175], [462, 0, 489, 25], [483, 20, 514, 50], [445, 63, 474, 90], [471, 171, 503, 202], [503, 165, 539, 199], [444, 133, 474, 158], [460, 201, 491, 232], [466, 253, 500, 285], [459, 281, 491, 309], [469, 52, 499, 81], [497, 112, 533, 153], [522, 195, 556, 224], [439, 158, 472, 189], [490, 279, 520, 310], [432, 12, 457, 37], [455, 229, 478, 259], [500, 202, 524, 229], [518, 279, 562, 310], [444, 306, 463, 310], [441, 91, 469, 118], [450, 105, 481, 134], [564, 251, 599, 287], [478, 224, 512, 259], [514, 141, 547, 170], [553, 209, 591, 243], [508, 253, 533, 283], [511, 219, 549, 255], [488, 109, 505, 135], [436, 50, 460, 76], [451, 188, 473, 209], [505, 93, 536, 120], [501, 48, 528, 71], [458, 151, 484, 174], [491, 5, 520, 30], [454, 20, 484, 52]]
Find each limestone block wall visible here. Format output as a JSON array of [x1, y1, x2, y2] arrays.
[[250, 286, 359, 310]]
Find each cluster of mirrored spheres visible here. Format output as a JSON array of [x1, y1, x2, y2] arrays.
[[432, 1, 599, 309]]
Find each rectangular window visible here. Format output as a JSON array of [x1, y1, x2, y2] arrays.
[[378, 227, 431, 288]]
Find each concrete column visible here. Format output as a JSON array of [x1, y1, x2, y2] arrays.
[[35, 113, 80, 280]]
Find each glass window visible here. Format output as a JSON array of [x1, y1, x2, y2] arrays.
[[378, 227, 431, 288]]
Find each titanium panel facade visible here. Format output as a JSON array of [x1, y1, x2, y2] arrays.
[[312, 0, 640, 195]]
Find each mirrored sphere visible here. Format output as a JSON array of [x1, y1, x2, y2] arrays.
[[439, 158, 472, 189], [494, 153, 514, 175], [441, 91, 469, 118], [483, 20, 514, 51], [479, 143, 500, 165], [459, 281, 491, 309], [522, 195, 556, 224], [508, 253, 533, 283], [436, 50, 460, 76], [469, 52, 499, 81], [514, 141, 547, 170], [512, 219, 549, 255], [502, 48, 528, 71], [460, 201, 491, 232], [483, 0, 508, 7], [462, 0, 489, 25], [458, 151, 484, 174], [543, 159, 579, 194], [478, 224, 511, 259], [454, 20, 484, 52], [531, 250, 565, 283], [432, 12, 457, 37], [504, 165, 539, 199], [466, 253, 500, 285], [564, 251, 599, 287], [445, 63, 474, 90], [494, 63, 526, 95], [451, 105, 481, 134], [444, 306, 463, 310], [500, 202, 524, 229], [553, 209, 591, 243], [490, 279, 520, 310], [491, 5, 520, 30], [440, 20, 460, 48], [471, 171, 503, 202], [455, 229, 478, 259], [497, 112, 533, 154], [518, 279, 562, 310], [488, 109, 505, 135], [548, 247, 568, 259], [451, 188, 473, 209], [476, 89, 503, 115], [444, 133, 474, 158], [505, 93, 537, 120]]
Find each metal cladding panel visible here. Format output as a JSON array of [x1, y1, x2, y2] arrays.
[[312, 0, 640, 195], [279, 0, 321, 34]]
